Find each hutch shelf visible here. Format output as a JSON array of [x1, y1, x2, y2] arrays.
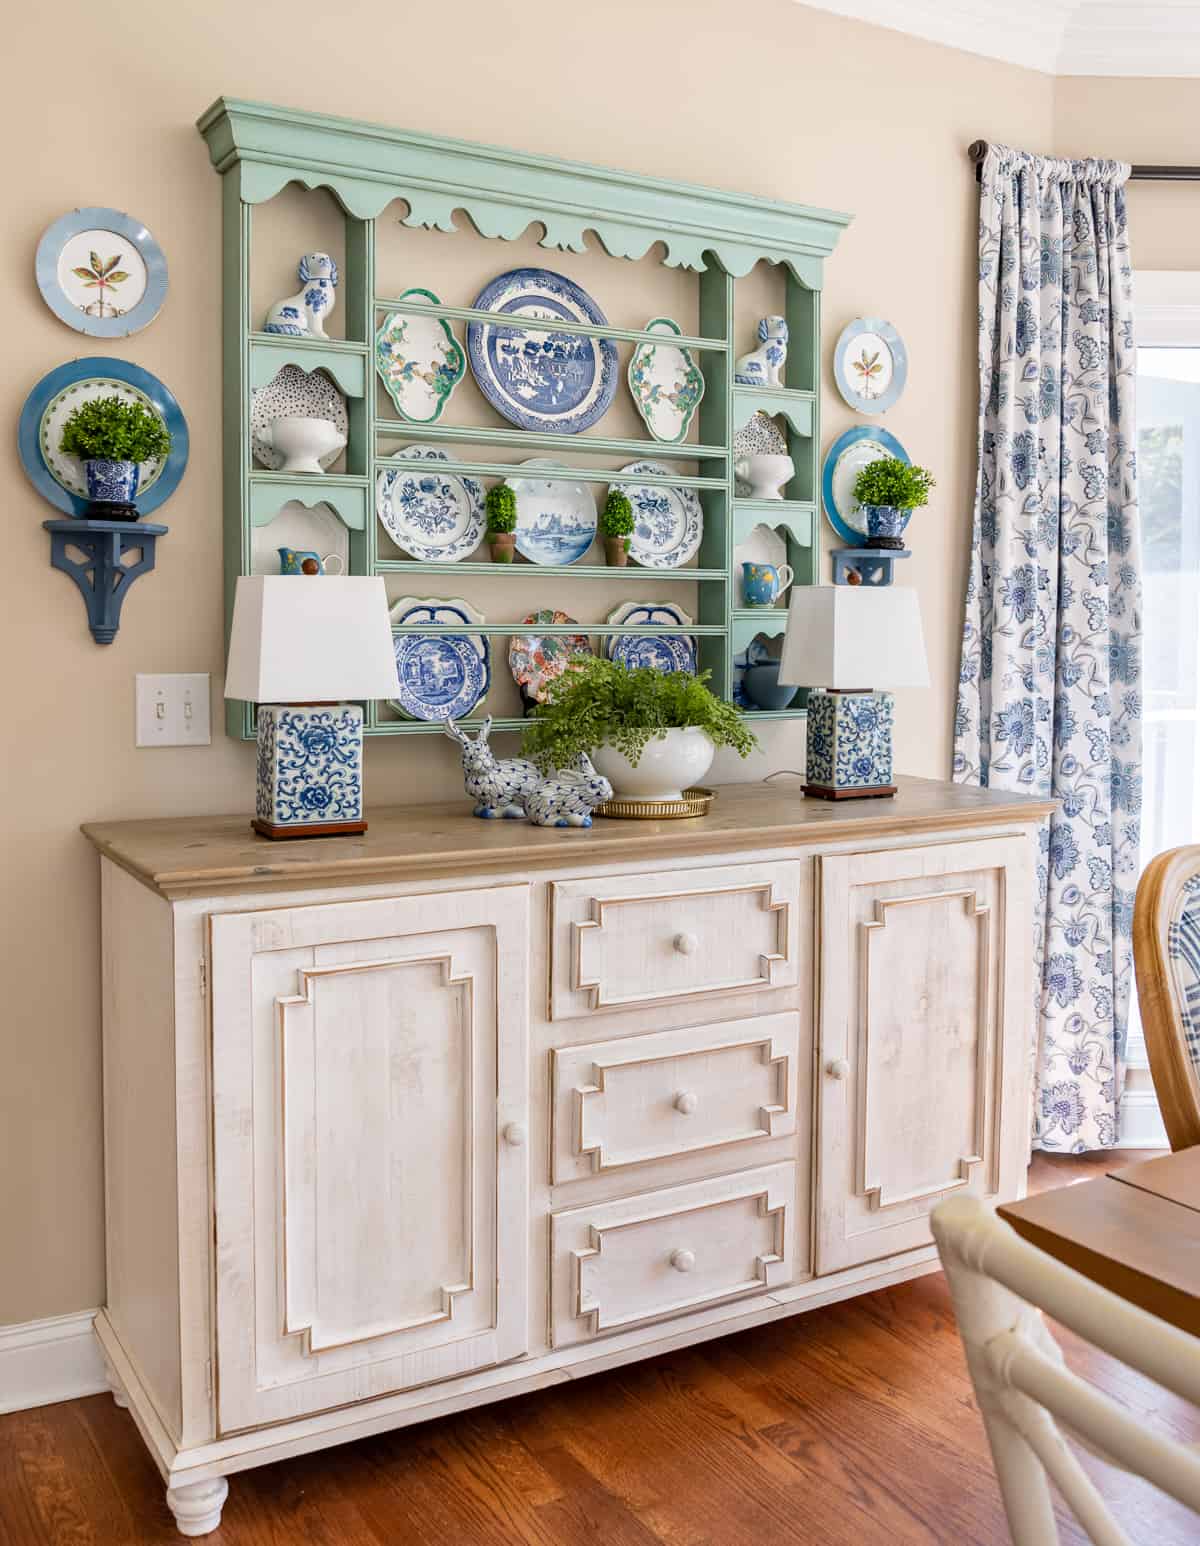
[[198, 98, 851, 741]]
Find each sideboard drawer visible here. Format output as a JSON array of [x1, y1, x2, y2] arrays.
[[549, 1163, 796, 1347], [550, 1011, 801, 1183], [549, 860, 802, 1020]]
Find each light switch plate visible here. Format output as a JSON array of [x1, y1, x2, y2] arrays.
[[136, 674, 212, 747]]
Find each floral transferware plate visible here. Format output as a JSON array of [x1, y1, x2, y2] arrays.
[[617, 462, 704, 569], [18, 357, 189, 518], [604, 599, 697, 675], [375, 289, 466, 424], [833, 318, 908, 415], [466, 267, 618, 434], [508, 610, 592, 708], [35, 207, 168, 338], [388, 596, 490, 722], [376, 446, 485, 561], [821, 426, 910, 547], [506, 459, 597, 566], [627, 317, 705, 444], [251, 365, 348, 471]]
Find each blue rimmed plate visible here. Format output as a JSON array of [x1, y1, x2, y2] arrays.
[[35, 208, 167, 338], [821, 426, 910, 548], [376, 447, 485, 561], [388, 596, 490, 722], [833, 318, 908, 415], [466, 268, 618, 434], [618, 462, 704, 569], [18, 358, 189, 518]]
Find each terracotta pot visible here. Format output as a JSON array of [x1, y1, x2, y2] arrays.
[[488, 532, 516, 564], [604, 536, 630, 567]]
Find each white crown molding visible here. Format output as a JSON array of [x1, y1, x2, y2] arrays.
[[796, 1, 1200, 77], [0, 1309, 106, 1414]]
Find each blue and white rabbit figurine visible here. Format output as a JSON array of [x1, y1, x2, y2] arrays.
[[445, 715, 539, 819], [525, 755, 612, 829]]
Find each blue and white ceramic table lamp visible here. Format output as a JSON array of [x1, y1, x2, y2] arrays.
[[778, 585, 929, 800], [224, 576, 400, 840]]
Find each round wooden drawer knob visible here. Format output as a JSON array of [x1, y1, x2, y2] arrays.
[[669, 1248, 696, 1273], [673, 1090, 699, 1115], [673, 931, 699, 956], [502, 1122, 527, 1148], [826, 1059, 851, 1081]]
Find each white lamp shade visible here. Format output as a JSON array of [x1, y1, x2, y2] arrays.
[[224, 576, 401, 702], [778, 585, 930, 690]]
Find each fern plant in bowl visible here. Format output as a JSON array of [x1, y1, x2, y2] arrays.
[[852, 457, 935, 550], [59, 395, 171, 519], [522, 656, 758, 801]]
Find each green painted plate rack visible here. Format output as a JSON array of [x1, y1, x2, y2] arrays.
[[197, 98, 850, 740]]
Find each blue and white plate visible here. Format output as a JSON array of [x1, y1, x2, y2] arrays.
[[821, 426, 910, 547], [466, 268, 618, 434], [507, 459, 597, 566], [833, 318, 908, 415], [618, 462, 703, 569], [605, 600, 697, 674], [376, 447, 485, 561], [388, 596, 490, 722], [35, 207, 168, 338]]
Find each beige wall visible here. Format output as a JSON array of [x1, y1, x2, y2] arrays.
[[1, 0, 1059, 1325]]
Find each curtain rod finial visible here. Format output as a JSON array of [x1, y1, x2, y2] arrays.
[[968, 140, 989, 164]]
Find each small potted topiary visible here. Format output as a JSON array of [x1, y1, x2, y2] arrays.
[[600, 489, 634, 567], [851, 457, 935, 550], [59, 395, 171, 519], [485, 482, 518, 563]]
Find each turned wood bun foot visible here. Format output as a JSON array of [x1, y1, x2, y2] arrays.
[[166, 1477, 229, 1537], [101, 1354, 129, 1409]]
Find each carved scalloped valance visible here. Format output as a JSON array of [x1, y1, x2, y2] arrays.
[[196, 98, 851, 286]]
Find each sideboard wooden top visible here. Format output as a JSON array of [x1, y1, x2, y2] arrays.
[[82, 776, 1053, 901]]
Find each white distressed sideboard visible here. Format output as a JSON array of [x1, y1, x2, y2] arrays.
[[83, 776, 1052, 1536]]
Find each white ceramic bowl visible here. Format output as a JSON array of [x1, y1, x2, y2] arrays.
[[591, 727, 715, 801], [268, 416, 346, 474]]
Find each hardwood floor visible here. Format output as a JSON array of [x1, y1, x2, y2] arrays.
[[2, 1152, 1196, 1546]]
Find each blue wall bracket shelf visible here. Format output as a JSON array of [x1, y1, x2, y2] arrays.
[[44, 518, 168, 644], [831, 547, 910, 587]]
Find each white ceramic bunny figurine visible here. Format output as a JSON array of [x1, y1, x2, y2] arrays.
[[525, 755, 613, 829], [734, 315, 789, 387], [444, 716, 539, 819], [263, 253, 339, 339]]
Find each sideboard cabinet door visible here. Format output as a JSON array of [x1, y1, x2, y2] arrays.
[[208, 885, 529, 1434], [816, 838, 1033, 1275]]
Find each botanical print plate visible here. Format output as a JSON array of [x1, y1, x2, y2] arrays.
[[18, 357, 190, 519], [506, 460, 597, 566], [466, 268, 619, 434], [833, 318, 908, 415], [616, 462, 704, 569], [375, 290, 466, 424], [251, 500, 350, 576], [376, 446, 485, 561], [627, 317, 705, 444], [508, 611, 592, 708], [821, 426, 910, 547], [35, 207, 167, 338], [251, 365, 348, 471], [389, 596, 490, 722], [733, 521, 788, 604], [604, 600, 697, 675]]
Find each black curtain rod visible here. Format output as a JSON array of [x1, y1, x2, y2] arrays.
[[967, 140, 1200, 182]]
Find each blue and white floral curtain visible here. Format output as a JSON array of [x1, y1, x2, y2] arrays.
[[954, 144, 1142, 1151]]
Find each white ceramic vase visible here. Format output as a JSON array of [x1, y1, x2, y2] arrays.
[[262, 416, 346, 474], [591, 727, 715, 801]]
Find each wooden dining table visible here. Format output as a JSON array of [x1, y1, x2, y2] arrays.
[[999, 1147, 1200, 1336]]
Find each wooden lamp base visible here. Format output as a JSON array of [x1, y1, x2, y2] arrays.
[[251, 817, 368, 841], [802, 783, 898, 801]]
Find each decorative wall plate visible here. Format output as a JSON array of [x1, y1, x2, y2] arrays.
[[627, 317, 705, 444], [18, 357, 189, 518], [605, 600, 697, 674], [506, 460, 597, 566], [35, 207, 167, 338], [508, 610, 592, 707], [251, 365, 348, 471], [466, 268, 618, 434], [376, 446, 484, 561], [375, 290, 466, 423], [388, 596, 490, 721], [833, 318, 908, 414], [617, 463, 704, 569], [821, 426, 910, 547]]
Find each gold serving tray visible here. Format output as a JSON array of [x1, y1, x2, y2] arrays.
[[595, 787, 716, 821]]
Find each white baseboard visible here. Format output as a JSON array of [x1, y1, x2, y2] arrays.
[[1118, 1087, 1170, 1149], [0, 1309, 106, 1414]]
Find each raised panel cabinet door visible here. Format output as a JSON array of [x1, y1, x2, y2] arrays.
[[815, 838, 1034, 1275], [550, 861, 802, 1020], [209, 884, 529, 1434]]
